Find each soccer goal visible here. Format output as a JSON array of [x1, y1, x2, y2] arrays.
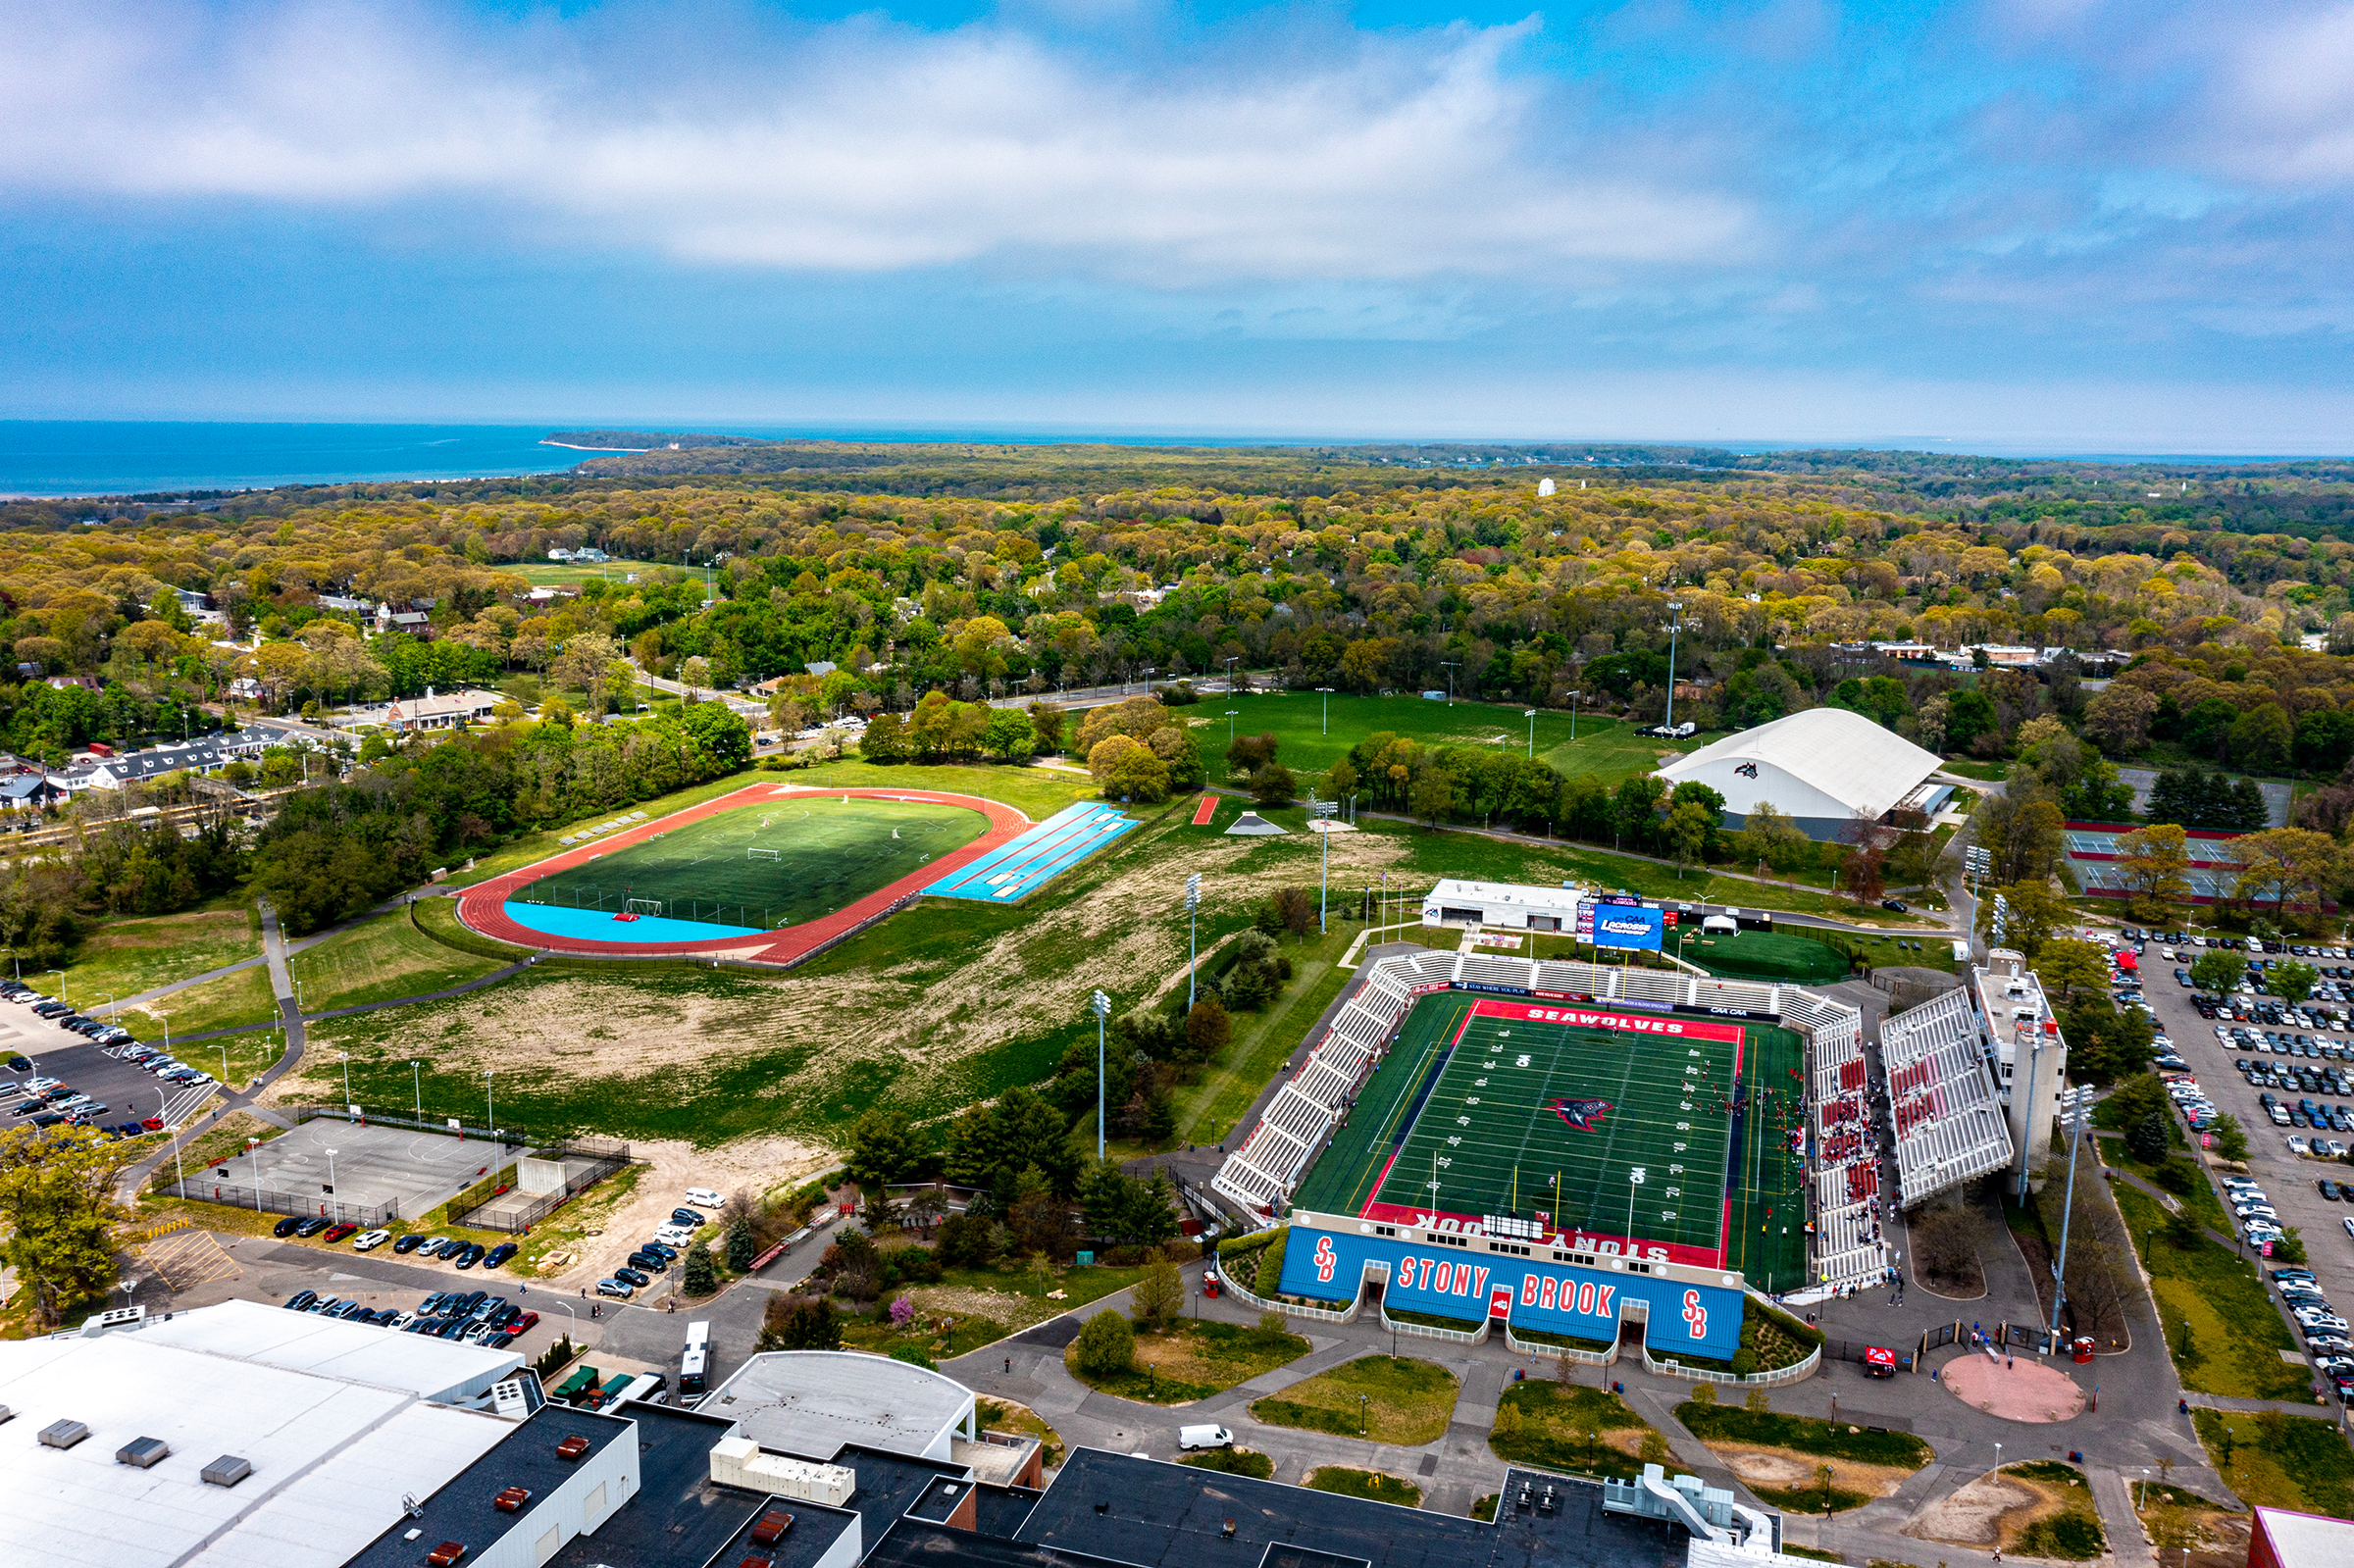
[[746, 847, 781, 862], [624, 897, 664, 917]]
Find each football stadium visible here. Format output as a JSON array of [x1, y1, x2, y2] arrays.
[[1213, 929, 1880, 1366]]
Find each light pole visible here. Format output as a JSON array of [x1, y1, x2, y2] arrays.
[[1310, 800, 1337, 931], [167, 1091, 186, 1195], [46, 968, 63, 1005], [325, 1147, 338, 1222], [1092, 989, 1111, 1161], [248, 1137, 264, 1216], [2046, 1071, 2087, 1350], [1185, 874, 1202, 1009], [339, 1050, 352, 1109], [485, 1070, 495, 1142], [1524, 708, 1537, 757], [411, 1060, 423, 1120], [1441, 662, 1458, 706], [1663, 601, 1684, 733], [1225, 710, 1239, 747], [1566, 690, 1582, 741], [1224, 655, 1239, 691], [1316, 686, 1334, 734]]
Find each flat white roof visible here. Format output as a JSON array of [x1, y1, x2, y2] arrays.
[[135, 1297, 522, 1401], [1425, 879, 1583, 909], [0, 1317, 512, 1568], [703, 1350, 973, 1462], [2257, 1506, 2354, 1566]]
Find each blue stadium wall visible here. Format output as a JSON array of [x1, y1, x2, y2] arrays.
[[1276, 1226, 1744, 1360]]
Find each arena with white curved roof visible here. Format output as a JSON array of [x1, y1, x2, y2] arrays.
[[1656, 708, 1950, 839]]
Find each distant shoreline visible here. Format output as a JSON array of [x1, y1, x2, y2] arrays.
[[538, 440, 650, 453]]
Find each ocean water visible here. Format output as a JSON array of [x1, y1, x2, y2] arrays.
[[0, 420, 1313, 498]]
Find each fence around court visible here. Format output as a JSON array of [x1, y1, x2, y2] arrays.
[[151, 1173, 399, 1229], [455, 1137, 637, 1234]]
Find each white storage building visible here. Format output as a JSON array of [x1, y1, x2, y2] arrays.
[[1419, 879, 1585, 932], [1655, 708, 1949, 840]]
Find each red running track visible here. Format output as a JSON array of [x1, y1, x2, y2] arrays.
[[454, 783, 1031, 966], [1190, 794, 1219, 826]]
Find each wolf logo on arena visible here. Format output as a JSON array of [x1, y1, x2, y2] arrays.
[[1549, 1097, 1612, 1132]]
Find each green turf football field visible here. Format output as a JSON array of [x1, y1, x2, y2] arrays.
[[512, 797, 990, 929], [1291, 990, 1811, 1290]]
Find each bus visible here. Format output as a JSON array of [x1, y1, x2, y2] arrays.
[[679, 1320, 711, 1396]]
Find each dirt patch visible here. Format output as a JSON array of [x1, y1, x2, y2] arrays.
[[521, 1133, 830, 1289], [1939, 1351, 2088, 1423], [910, 1284, 1061, 1334], [1711, 1444, 1915, 1498], [1907, 1471, 2049, 1548]]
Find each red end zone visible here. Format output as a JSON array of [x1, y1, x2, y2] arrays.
[[451, 783, 1030, 965], [1356, 995, 1742, 1270]]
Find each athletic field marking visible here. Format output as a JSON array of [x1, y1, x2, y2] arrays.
[[1191, 795, 1219, 826]]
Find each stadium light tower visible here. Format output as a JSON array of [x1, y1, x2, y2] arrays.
[[1316, 686, 1334, 734], [1565, 690, 1582, 741], [1185, 874, 1203, 1008], [1663, 602, 1684, 733], [1091, 989, 1112, 1161], [1309, 799, 1338, 932], [1524, 709, 1537, 757], [1441, 662, 1458, 706], [1225, 710, 1239, 746]]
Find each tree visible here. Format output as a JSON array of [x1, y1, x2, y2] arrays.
[[2231, 829, 2340, 917], [2189, 949, 2246, 993], [859, 709, 910, 762], [937, 1212, 999, 1267], [1944, 688, 1999, 751], [0, 1126, 128, 1328], [1074, 1308, 1135, 1377], [1132, 1259, 1184, 1329], [1027, 700, 1066, 755], [1008, 1164, 1072, 1259], [2272, 959, 2319, 1006], [2034, 938, 2112, 1002], [945, 1088, 1082, 1195], [1408, 769, 1455, 828], [2082, 684, 2158, 755], [983, 706, 1038, 762], [727, 1217, 756, 1272], [845, 1108, 921, 1200], [1984, 880, 2069, 959], [683, 1242, 719, 1295], [1227, 733, 1278, 776], [1663, 801, 1713, 879], [1732, 801, 1809, 874], [1249, 764, 1297, 806], [2116, 825, 2191, 921], [2212, 1113, 2250, 1163], [1185, 996, 1232, 1058], [2127, 1112, 2172, 1165]]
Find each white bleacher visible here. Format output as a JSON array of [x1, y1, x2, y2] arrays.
[[1879, 986, 2012, 1207]]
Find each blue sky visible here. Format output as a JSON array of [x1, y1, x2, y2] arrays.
[[5, 0, 2353, 449]]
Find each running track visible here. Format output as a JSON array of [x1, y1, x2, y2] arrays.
[[454, 784, 1030, 965]]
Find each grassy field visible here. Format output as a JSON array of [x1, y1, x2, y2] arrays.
[[290, 912, 507, 1014], [1303, 1466, 1422, 1507], [2191, 1409, 2354, 1520], [1187, 691, 1706, 787], [2001, 1462, 2107, 1560], [1249, 1354, 1459, 1444], [1065, 1318, 1311, 1403], [1488, 1381, 1655, 1476], [158, 965, 280, 1037], [1674, 1403, 1934, 1469], [805, 758, 1098, 823], [52, 901, 258, 1009], [1180, 1448, 1274, 1480], [2112, 1184, 2311, 1400], [492, 558, 673, 586], [510, 794, 989, 929], [1160, 921, 1359, 1150]]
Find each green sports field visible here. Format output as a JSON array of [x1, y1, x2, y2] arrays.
[[1292, 990, 1811, 1290], [511, 796, 990, 929]]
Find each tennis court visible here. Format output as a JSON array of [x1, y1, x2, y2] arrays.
[[508, 795, 990, 930], [1293, 989, 1810, 1286]]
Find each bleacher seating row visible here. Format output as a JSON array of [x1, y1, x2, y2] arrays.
[[1802, 994, 1886, 1292], [1878, 986, 2013, 1208]]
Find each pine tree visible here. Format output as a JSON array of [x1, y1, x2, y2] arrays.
[[683, 1242, 718, 1296]]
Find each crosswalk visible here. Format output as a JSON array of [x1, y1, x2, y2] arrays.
[[143, 1230, 241, 1292]]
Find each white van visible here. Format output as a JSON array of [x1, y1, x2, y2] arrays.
[[685, 1188, 724, 1208], [1177, 1425, 1233, 1450]]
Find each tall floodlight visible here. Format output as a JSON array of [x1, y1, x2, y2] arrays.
[[1185, 874, 1203, 1008], [1663, 601, 1685, 733], [1442, 662, 1458, 706], [1524, 709, 1537, 757], [485, 1070, 495, 1144], [1091, 989, 1112, 1160], [1309, 800, 1338, 932], [1316, 686, 1334, 734], [1225, 710, 1240, 746], [2047, 1070, 2088, 1350], [1566, 690, 1582, 741]]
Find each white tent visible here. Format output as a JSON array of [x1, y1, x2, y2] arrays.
[[1657, 708, 1945, 838]]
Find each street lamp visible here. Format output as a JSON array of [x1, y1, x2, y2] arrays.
[[1663, 601, 1684, 733], [411, 1060, 423, 1120], [1091, 989, 1112, 1161], [1441, 662, 1458, 706], [1310, 799, 1337, 931], [1185, 875, 1202, 1009], [1316, 687, 1334, 734], [248, 1137, 264, 1216], [1358, 1392, 1368, 1436], [485, 1070, 495, 1142], [325, 1147, 338, 1222], [1565, 690, 1582, 741], [339, 1050, 352, 1110], [1224, 710, 1239, 746], [1524, 709, 1537, 757]]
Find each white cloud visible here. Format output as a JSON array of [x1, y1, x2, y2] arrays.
[[0, 0, 1750, 285]]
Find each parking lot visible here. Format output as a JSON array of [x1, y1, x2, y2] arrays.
[[0, 993, 219, 1132], [2133, 932, 2354, 1327]]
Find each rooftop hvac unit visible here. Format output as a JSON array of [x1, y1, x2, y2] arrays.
[[39, 1420, 89, 1449], [202, 1455, 254, 1488], [117, 1437, 170, 1469]]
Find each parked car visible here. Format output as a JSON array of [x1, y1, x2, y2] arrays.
[[352, 1229, 392, 1251], [595, 1278, 635, 1299], [614, 1266, 650, 1289], [484, 1242, 517, 1269], [669, 1208, 705, 1228], [685, 1187, 724, 1208], [273, 1215, 303, 1238], [393, 1234, 427, 1254], [294, 1216, 333, 1238], [284, 1290, 319, 1311], [323, 1223, 359, 1243]]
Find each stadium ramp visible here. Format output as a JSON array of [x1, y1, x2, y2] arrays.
[[922, 802, 1137, 901]]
